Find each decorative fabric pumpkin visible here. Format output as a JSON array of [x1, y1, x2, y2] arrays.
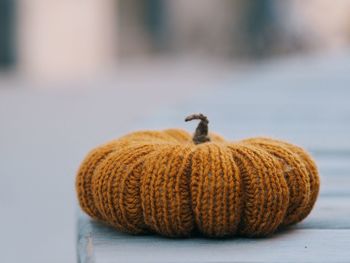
[[76, 114, 320, 237]]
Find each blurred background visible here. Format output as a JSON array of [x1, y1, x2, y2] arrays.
[[2, 0, 350, 76], [1, 0, 350, 262]]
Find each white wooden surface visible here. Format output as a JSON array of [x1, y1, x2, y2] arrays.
[[77, 54, 350, 263], [78, 228, 350, 263]]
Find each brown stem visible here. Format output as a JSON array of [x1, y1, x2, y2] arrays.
[[185, 113, 210, 144]]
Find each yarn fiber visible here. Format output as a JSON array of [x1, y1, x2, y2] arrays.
[[76, 128, 319, 237]]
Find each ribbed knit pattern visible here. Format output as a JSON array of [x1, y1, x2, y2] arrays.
[[76, 129, 320, 237]]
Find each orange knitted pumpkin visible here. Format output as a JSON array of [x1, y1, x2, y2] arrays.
[[76, 114, 319, 237]]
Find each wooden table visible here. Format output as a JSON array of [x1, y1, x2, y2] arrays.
[[77, 55, 350, 263]]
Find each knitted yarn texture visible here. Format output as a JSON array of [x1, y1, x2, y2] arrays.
[[76, 128, 319, 238]]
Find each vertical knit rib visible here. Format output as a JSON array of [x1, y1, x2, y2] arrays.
[[141, 145, 194, 236], [191, 143, 242, 237]]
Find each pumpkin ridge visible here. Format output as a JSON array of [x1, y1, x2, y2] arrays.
[[116, 145, 157, 233], [181, 153, 195, 235], [231, 148, 243, 235], [76, 141, 125, 220], [243, 140, 311, 226], [228, 146, 255, 235], [97, 147, 136, 222], [197, 146, 209, 234], [140, 145, 194, 236], [228, 148, 250, 234], [266, 139, 320, 223], [140, 155, 153, 232], [228, 144, 289, 236], [163, 147, 184, 236], [172, 146, 194, 236], [121, 165, 145, 232], [141, 146, 168, 233], [248, 148, 271, 235], [190, 143, 242, 237], [91, 144, 149, 228], [292, 150, 319, 220], [92, 145, 135, 222], [190, 145, 207, 234], [172, 147, 194, 235], [215, 146, 226, 236], [233, 146, 265, 235], [248, 147, 288, 235], [92, 152, 116, 221], [143, 147, 165, 233], [240, 147, 269, 235], [214, 145, 227, 236], [159, 146, 182, 235], [256, 149, 283, 234], [201, 145, 214, 236], [206, 145, 215, 236], [241, 146, 271, 235], [220, 145, 242, 236]]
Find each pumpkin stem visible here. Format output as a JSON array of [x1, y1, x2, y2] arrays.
[[185, 113, 210, 144]]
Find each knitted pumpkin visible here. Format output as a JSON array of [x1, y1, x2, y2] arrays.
[[76, 114, 319, 237]]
